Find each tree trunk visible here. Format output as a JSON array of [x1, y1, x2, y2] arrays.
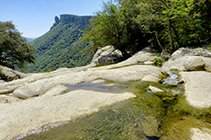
[[168, 19, 174, 53]]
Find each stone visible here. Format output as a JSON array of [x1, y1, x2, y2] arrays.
[[142, 75, 160, 83], [186, 57, 205, 71], [0, 95, 21, 104], [91, 46, 123, 66], [144, 60, 154, 65], [40, 84, 68, 98], [0, 90, 135, 140], [0, 66, 28, 81], [170, 47, 211, 61], [148, 86, 164, 93], [162, 56, 205, 71], [12, 71, 95, 99], [191, 128, 211, 140], [202, 57, 211, 72], [12, 65, 161, 99], [180, 71, 211, 108]]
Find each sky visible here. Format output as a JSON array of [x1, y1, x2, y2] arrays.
[[0, 0, 109, 38]]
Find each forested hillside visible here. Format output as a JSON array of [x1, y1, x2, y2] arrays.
[[25, 15, 94, 73]]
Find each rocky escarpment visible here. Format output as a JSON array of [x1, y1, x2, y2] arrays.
[[51, 14, 94, 29]]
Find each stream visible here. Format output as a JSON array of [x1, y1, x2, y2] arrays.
[[16, 72, 211, 140]]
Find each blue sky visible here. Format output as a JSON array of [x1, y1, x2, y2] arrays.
[[0, 0, 109, 38]]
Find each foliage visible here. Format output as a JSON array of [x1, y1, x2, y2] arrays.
[[135, 0, 211, 53], [83, 0, 211, 56], [25, 22, 94, 73], [153, 58, 164, 66], [0, 21, 36, 69], [82, 0, 149, 58]]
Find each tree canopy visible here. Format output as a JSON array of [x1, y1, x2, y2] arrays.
[[83, 0, 211, 56], [0, 21, 36, 69], [82, 0, 149, 58]]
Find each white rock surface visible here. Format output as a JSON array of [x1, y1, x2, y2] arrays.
[[0, 90, 135, 140], [148, 86, 164, 93], [180, 71, 211, 108], [191, 128, 211, 140], [12, 65, 161, 99], [162, 56, 205, 71], [0, 95, 21, 104], [142, 75, 160, 83]]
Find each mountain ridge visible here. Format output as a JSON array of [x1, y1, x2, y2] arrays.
[[25, 14, 94, 73]]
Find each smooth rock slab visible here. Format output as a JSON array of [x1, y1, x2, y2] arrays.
[[0, 90, 135, 140], [180, 71, 211, 108], [12, 65, 161, 99], [191, 128, 211, 140]]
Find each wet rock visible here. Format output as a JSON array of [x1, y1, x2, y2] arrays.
[[180, 71, 211, 108], [162, 70, 179, 86]]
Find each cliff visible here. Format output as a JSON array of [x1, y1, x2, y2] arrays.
[[51, 14, 94, 29]]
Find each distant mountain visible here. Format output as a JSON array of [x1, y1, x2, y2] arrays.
[[24, 14, 94, 73], [24, 37, 36, 43]]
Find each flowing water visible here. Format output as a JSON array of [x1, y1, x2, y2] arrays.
[[17, 76, 211, 140]]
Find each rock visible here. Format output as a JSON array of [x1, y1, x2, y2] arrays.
[[144, 60, 154, 65], [162, 56, 205, 71], [186, 57, 205, 71], [202, 57, 211, 72], [0, 90, 135, 140], [91, 46, 123, 66], [142, 75, 160, 83], [12, 71, 95, 99], [94, 65, 161, 82], [180, 71, 211, 108], [40, 84, 68, 98], [89, 50, 159, 71], [12, 65, 161, 99], [191, 128, 211, 140], [0, 95, 21, 104], [0, 65, 28, 81], [171, 47, 211, 61], [148, 86, 164, 93]]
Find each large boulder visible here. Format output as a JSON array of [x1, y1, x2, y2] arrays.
[[162, 56, 205, 71], [90, 46, 123, 66], [0, 66, 27, 81], [170, 47, 211, 60], [162, 48, 211, 71], [180, 71, 211, 108]]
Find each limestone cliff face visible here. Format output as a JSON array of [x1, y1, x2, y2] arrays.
[[51, 14, 93, 29]]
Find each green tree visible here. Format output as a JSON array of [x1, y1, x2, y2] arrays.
[[0, 21, 36, 69], [137, 0, 211, 53], [83, 0, 149, 58]]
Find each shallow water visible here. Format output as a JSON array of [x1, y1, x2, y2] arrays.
[[18, 80, 211, 140], [65, 79, 125, 93]]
